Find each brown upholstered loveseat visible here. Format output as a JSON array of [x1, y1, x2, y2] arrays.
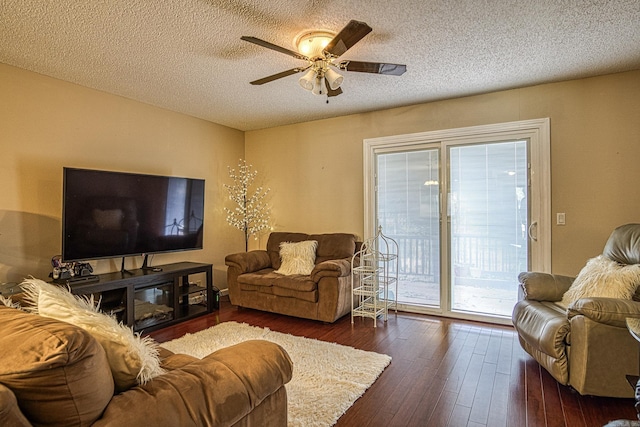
[[225, 232, 358, 323], [0, 305, 293, 426]]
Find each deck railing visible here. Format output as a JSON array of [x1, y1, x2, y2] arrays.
[[389, 234, 526, 280]]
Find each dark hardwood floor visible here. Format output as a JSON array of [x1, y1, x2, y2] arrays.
[[148, 297, 637, 427]]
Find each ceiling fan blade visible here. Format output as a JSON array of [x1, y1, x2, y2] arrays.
[[249, 68, 306, 85], [339, 60, 407, 76], [241, 36, 308, 61], [324, 20, 372, 58]]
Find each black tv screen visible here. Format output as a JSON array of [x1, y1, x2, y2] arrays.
[[62, 168, 205, 262]]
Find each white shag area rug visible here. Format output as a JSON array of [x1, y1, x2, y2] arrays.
[[161, 321, 392, 427]]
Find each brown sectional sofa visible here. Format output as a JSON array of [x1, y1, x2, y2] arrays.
[[225, 232, 358, 323], [0, 305, 293, 426]]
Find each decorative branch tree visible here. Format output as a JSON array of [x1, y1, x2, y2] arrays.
[[224, 159, 271, 251]]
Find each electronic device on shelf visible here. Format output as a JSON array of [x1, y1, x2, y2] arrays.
[[61, 168, 205, 269], [50, 256, 98, 283]]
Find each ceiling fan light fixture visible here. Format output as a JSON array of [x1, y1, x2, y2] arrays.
[[311, 76, 324, 95], [294, 30, 335, 58], [312, 76, 325, 96], [242, 21, 406, 99], [324, 67, 344, 90], [298, 69, 316, 91]]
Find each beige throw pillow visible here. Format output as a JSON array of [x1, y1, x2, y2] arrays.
[[274, 240, 318, 275], [20, 278, 164, 392], [561, 255, 640, 307]]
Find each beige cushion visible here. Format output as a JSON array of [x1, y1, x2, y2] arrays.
[[0, 305, 114, 426], [311, 233, 357, 263], [95, 340, 292, 427], [274, 240, 318, 275], [561, 255, 640, 307], [21, 278, 164, 392]]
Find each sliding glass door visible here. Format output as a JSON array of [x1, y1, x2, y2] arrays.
[[448, 140, 528, 317], [377, 148, 441, 307], [365, 119, 550, 323]]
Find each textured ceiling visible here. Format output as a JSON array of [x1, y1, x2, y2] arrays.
[[1, 0, 639, 131]]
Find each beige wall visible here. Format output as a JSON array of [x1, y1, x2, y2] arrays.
[[246, 70, 640, 276], [2, 63, 639, 285], [0, 63, 245, 286]]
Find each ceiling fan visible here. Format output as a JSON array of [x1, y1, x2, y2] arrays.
[[241, 20, 406, 98]]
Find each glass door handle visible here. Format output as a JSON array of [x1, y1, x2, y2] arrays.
[[528, 221, 538, 241]]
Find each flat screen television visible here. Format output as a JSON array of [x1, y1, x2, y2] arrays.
[[62, 167, 205, 263]]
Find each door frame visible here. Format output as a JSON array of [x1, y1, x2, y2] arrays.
[[363, 118, 551, 324]]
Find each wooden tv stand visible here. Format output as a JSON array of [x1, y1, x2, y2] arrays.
[[59, 262, 214, 333]]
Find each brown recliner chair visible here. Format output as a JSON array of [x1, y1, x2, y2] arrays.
[[512, 224, 640, 397]]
